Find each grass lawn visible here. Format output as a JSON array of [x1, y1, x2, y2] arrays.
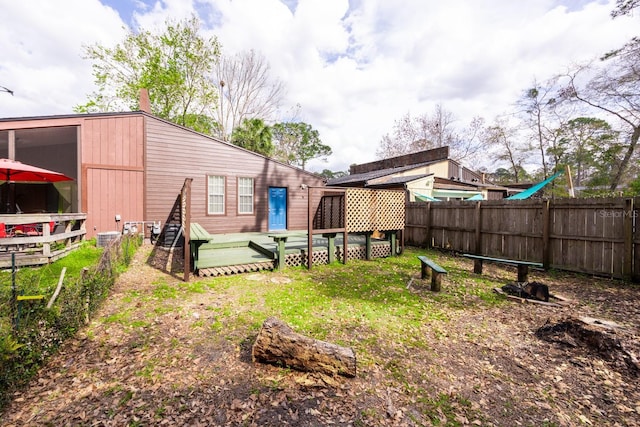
[[1, 244, 639, 426]]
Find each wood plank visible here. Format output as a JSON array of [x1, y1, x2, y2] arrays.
[[493, 288, 563, 307]]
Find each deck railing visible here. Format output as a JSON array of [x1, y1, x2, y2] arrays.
[[0, 213, 87, 267]]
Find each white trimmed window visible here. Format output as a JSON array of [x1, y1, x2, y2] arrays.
[[208, 175, 225, 214], [238, 177, 254, 214]]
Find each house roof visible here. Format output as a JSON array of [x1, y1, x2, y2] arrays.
[[433, 178, 480, 190], [0, 111, 143, 123], [0, 111, 326, 181], [350, 146, 449, 175], [327, 161, 437, 186], [374, 174, 432, 186], [365, 174, 435, 189]]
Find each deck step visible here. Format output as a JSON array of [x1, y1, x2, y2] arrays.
[[198, 261, 274, 277], [197, 246, 272, 268]]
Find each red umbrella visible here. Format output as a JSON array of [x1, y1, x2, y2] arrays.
[[0, 158, 73, 183], [0, 159, 73, 214]]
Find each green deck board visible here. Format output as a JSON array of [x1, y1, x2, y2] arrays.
[[197, 246, 272, 268], [192, 230, 392, 270]]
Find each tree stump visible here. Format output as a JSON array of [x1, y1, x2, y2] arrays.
[[252, 317, 357, 377], [536, 317, 640, 376]]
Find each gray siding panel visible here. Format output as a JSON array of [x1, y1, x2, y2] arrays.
[[144, 117, 325, 234]]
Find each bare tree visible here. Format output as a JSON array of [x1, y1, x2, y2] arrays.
[[408, 104, 458, 152], [611, 0, 639, 17], [516, 79, 562, 178], [376, 104, 484, 162], [455, 116, 487, 164], [482, 118, 531, 183], [559, 44, 640, 190], [553, 0, 640, 191], [376, 132, 409, 159], [213, 50, 285, 140]]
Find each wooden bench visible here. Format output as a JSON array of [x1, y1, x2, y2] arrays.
[[190, 223, 213, 271], [417, 255, 448, 292], [462, 253, 543, 283]]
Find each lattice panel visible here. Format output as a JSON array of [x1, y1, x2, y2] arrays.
[[348, 246, 366, 260], [346, 189, 375, 232], [285, 253, 303, 267], [346, 189, 405, 232], [313, 195, 345, 230], [372, 245, 391, 258], [375, 190, 405, 231], [199, 242, 393, 277], [286, 250, 330, 267]]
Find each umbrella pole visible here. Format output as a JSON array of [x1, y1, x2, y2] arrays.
[[1, 186, 10, 214], [8, 182, 15, 213]]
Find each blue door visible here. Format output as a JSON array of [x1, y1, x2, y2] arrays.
[[268, 187, 287, 231]]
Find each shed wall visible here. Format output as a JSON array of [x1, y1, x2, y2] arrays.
[[144, 117, 325, 234], [81, 115, 145, 236]]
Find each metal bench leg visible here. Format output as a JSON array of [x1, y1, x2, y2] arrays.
[[473, 259, 483, 274], [517, 265, 529, 282]]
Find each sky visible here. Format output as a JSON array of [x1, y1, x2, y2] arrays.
[[0, 0, 638, 174]]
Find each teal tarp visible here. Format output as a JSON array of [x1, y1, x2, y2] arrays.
[[465, 194, 484, 201], [506, 171, 563, 200], [414, 193, 440, 202]]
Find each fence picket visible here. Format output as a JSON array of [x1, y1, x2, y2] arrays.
[[405, 197, 637, 280]]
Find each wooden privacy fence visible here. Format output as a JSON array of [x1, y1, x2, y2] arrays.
[[405, 197, 640, 281]]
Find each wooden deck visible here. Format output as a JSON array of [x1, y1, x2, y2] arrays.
[[0, 213, 87, 268], [193, 231, 394, 277]]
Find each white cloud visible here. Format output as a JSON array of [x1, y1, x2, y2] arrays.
[[1, 0, 638, 173], [0, 0, 126, 116]]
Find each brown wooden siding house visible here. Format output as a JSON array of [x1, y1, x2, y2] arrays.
[[0, 111, 325, 240]]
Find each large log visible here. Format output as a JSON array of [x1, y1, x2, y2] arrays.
[[252, 317, 357, 377]]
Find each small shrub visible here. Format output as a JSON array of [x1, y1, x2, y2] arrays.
[[0, 335, 24, 362]]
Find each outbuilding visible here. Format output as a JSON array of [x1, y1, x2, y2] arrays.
[[0, 111, 325, 241]]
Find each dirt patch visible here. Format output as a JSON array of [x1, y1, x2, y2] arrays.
[[1, 246, 639, 426]]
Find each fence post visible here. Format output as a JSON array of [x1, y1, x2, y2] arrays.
[[425, 202, 432, 248], [542, 200, 550, 270], [623, 198, 633, 281], [474, 202, 482, 254]]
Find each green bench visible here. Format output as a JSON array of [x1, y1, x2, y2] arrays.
[[190, 223, 213, 271], [462, 253, 543, 283], [417, 255, 448, 292]]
